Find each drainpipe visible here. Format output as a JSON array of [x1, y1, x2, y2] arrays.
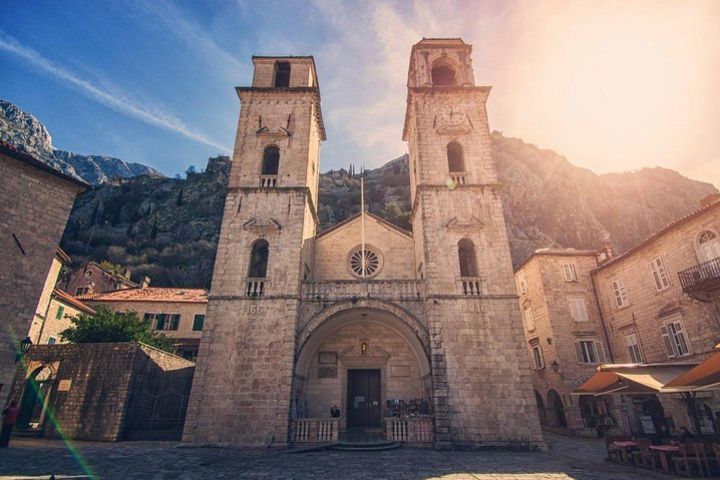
[[591, 270, 615, 362]]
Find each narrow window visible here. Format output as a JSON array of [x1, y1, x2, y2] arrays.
[[517, 271, 528, 295], [458, 238, 478, 277], [249, 239, 270, 278], [192, 314, 205, 331], [274, 61, 291, 87], [561, 263, 577, 282], [611, 278, 630, 309], [532, 345, 545, 370], [56, 305, 65, 320], [649, 257, 670, 291], [661, 318, 690, 357], [48, 337, 56, 345], [431, 65, 456, 86], [575, 340, 606, 364], [447, 142, 464, 172], [261, 146, 280, 175], [567, 297, 589, 322], [625, 333, 643, 363]]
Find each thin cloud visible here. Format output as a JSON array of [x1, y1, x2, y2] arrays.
[[0, 30, 229, 151]]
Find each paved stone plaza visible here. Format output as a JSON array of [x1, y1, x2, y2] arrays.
[[0, 433, 679, 479]]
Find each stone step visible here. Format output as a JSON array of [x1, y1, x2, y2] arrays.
[[329, 441, 401, 452]]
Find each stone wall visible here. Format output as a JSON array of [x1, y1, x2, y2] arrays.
[[314, 215, 415, 281], [594, 202, 720, 365], [0, 151, 84, 406], [301, 321, 427, 424], [515, 252, 613, 435], [8, 342, 194, 441]]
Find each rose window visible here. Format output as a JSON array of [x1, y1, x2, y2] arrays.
[[350, 248, 379, 278]]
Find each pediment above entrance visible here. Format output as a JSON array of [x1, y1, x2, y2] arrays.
[[243, 217, 282, 233], [445, 215, 484, 232]]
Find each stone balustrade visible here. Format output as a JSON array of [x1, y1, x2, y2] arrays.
[[301, 280, 425, 302], [259, 174, 278, 188], [290, 418, 339, 443], [459, 276, 483, 296], [385, 417, 434, 443], [246, 278, 267, 297], [449, 172, 467, 186]]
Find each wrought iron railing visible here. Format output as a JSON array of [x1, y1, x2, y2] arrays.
[[300, 280, 425, 302], [678, 257, 720, 292]]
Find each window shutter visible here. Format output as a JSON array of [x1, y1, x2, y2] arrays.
[[672, 321, 690, 355], [575, 342, 585, 363], [660, 325, 676, 357], [567, 298, 576, 321], [595, 341, 607, 363]]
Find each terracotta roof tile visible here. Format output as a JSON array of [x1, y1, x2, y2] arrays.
[[53, 288, 96, 314], [80, 287, 208, 303]]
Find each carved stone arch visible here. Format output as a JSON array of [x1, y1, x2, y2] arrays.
[[298, 299, 428, 354]]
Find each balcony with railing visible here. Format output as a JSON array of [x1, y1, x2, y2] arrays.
[[301, 280, 425, 302], [449, 172, 467, 186], [459, 276, 484, 296], [246, 278, 267, 297], [678, 257, 720, 301], [259, 175, 278, 188], [290, 418, 339, 443]]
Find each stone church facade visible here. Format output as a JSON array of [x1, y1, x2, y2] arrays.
[[183, 38, 543, 449]]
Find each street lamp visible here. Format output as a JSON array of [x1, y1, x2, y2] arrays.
[[551, 360, 561, 374], [15, 336, 32, 363]]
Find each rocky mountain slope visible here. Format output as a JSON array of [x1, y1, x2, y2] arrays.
[[0, 99, 162, 184], [58, 132, 717, 288]]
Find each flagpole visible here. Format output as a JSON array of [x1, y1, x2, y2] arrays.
[[360, 176, 366, 277]]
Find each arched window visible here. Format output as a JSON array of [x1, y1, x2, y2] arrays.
[[447, 142, 464, 172], [458, 238, 478, 277], [248, 239, 269, 278], [262, 146, 280, 175], [431, 65, 456, 86], [698, 230, 720, 262], [274, 61, 291, 87]]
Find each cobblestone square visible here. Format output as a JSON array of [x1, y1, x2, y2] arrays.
[[0, 433, 680, 479]]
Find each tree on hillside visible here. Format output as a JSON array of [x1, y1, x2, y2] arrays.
[[60, 306, 175, 353]]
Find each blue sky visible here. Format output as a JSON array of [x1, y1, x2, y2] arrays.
[[2, 1, 719, 186]]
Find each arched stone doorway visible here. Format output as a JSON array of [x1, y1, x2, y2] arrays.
[[294, 305, 431, 434], [547, 389, 567, 428], [17, 365, 55, 431]]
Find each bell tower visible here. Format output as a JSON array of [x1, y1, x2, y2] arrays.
[[404, 39, 543, 447], [183, 56, 324, 445]]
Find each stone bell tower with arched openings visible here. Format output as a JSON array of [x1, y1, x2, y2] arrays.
[[182, 56, 324, 445], [404, 38, 542, 447]]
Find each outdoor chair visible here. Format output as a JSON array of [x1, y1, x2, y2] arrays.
[[605, 435, 633, 463], [673, 443, 703, 477]]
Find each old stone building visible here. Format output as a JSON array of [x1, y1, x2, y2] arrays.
[[64, 261, 144, 297], [27, 247, 96, 345], [593, 195, 720, 435], [0, 141, 87, 406], [514, 249, 617, 437], [183, 39, 543, 448], [81, 287, 208, 361]]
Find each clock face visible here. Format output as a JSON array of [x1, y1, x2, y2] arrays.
[[437, 106, 466, 126]]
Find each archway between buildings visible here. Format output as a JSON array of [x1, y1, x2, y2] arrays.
[[294, 305, 431, 433]]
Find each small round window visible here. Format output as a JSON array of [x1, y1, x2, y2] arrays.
[[350, 248, 380, 278]]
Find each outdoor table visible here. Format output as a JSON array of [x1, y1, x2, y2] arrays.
[[612, 441, 637, 464], [649, 445, 680, 472]]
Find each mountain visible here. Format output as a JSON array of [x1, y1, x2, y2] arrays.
[[0, 99, 163, 185], [58, 132, 717, 289]]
